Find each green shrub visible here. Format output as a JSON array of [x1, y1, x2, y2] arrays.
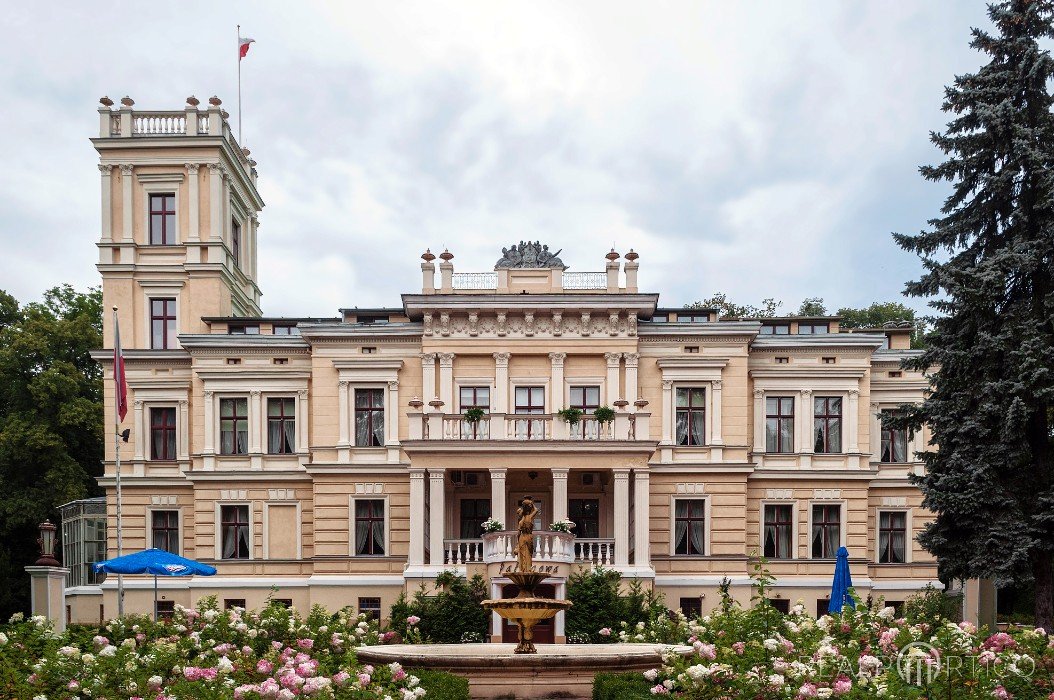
[[592, 672, 653, 699], [903, 582, 963, 626], [389, 572, 489, 643], [566, 567, 668, 643], [411, 669, 471, 699]]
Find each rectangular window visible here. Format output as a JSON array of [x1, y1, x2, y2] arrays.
[[813, 396, 842, 453], [765, 397, 794, 453], [673, 499, 706, 555], [569, 386, 600, 411], [150, 298, 176, 349], [354, 388, 385, 447], [763, 504, 793, 559], [798, 323, 829, 334], [150, 407, 177, 461], [679, 597, 702, 619], [231, 219, 241, 267], [514, 386, 545, 440], [151, 510, 179, 554], [652, 314, 669, 323], [359, 597, 382, 621], [354, 499, 385, 555], [224, 598, 247, 611], [677, 314, 708, 323], [273, 324, 300, 335], [220, 505, 250, 559], [459, 498, 491, 538], [459, 386, 490, 411], [816, 599, 830, 617], [768, 598, 790, 614], [220, 398, 249, 455], [880, 410, 909, 463], [878, 511, 908, 563], [267, 397, 296, 454], [155, 600, 175, 622], [149, 193, 176, 245], [676, 388, 706, 446], [760, 324, 790, 335], [228, 324, 260, 335], [569, 498, 600, 539], [272, 599, 293, 609], [811, 504, 841, 558]]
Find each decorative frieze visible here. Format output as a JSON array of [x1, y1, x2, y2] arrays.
[[354, 483, 384, 494], [813, 489, 842, 500], [150, 495, 178, 506], [882, 496, 907, 507], [675, 483, 706, 494], [766, 489, 793, 499], [220, 489, 248, 500], [268, 489, 296, 501]]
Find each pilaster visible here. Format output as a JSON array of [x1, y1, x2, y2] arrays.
[[490, 468, 507, 527], [120, 164, 134, 243], [613, 468, 630, 566], [661, 380, 674, 445], [438, 353, 455, 408], [99, 164, 114, 243], [337, 380, 351, 460], [753, 388, 765, 455], [428, 469, 446, 566], [710, 379, 724, 445], [605, 352, 621, 405], [624, 353, 639, 407], [420, 354, 437, 407], [297, 390, 310, 454], [633, 470, 651, 566], [551, 468, 569, 524], [408, 469, 426, 566], [249, 390, 263, 470], [185, 163, 200, 243], [133, 399, 145, 461]]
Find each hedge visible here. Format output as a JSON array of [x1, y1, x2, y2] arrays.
[[412, 668, 471, 699], [592, 671, 653, 700]]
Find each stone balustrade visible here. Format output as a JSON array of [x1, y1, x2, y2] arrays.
[[481, 530, 576, 565], [412, 412, 651, 442]]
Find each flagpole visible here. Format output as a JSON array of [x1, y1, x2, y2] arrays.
[[113, 307, 124, 618], [237, 24, 242, 143]]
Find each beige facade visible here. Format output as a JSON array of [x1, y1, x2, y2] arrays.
[[72, 99, 938, 636]]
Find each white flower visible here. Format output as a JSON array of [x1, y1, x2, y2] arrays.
[[81, 653, 95, 664], [121, 637, 136, 648], [217, 656, 235, 673], [643, 669, 659, 681], [33, 695, 46, 700], [877, 606, 895, 620], [98, 645, 117, 657], [9, 613, 24, 623], [768, 674, 784, 687], [0, 633, 7, 646], [763, 638, 779, 651], [817, 689, 833, 699], [203, 609, 218, 621], [58, 646, 79, 658]]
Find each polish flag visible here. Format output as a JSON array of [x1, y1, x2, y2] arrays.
[[113, 311, 128, 422], [239, 36, 255, 59]]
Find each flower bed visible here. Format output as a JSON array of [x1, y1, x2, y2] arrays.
[[620, 593, 1054, 699], [0, 598, 467, 699]]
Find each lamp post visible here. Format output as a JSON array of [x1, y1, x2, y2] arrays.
[[35, 520, 60, 567]]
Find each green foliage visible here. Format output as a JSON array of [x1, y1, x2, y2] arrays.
[[566, 567, 668, 643], [836, 301, 927, 348], [389, 573, 489, 643], [685, 293, 781, 319], [592, 672, 654, 700], [0, 285, 103, 619], [411, 669, 470, 699], [556, 407, 583, 424], [903, 583, 963, 627], [796, 297, 828, 316], [892, 0, 1054, 628], [462, 407, 486, 423], [592, 406, 615, 424]]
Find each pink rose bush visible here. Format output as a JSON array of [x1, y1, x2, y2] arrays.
[[636, 587, 1054, 699], [0, 598, 435, 699]]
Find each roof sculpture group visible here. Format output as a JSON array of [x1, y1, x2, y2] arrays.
[[495, 241, 567, 270]]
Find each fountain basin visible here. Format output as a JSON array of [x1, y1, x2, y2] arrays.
[[356, 643, 693, 699]]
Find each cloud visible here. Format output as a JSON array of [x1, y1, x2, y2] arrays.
[[0, 0, 1005, 317]]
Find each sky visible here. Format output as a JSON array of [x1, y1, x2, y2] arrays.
[[0, 1, 1009, 317]]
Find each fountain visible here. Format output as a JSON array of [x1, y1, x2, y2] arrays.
[[482, 496, 571, 653]]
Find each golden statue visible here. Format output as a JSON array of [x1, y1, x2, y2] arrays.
[[516, 496, 538, 572]]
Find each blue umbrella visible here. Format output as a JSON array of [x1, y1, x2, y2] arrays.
[[94, 549, 217, 621], [827, 546, 855, 614]]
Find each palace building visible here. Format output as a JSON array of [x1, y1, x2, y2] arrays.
[[67, 97, 939, 639]]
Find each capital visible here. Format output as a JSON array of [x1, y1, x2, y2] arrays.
[[119, 164, 134, 175], [133, 399, 144, 408], [753, 388, 764, 398], [250, 390, 261, 398], [548, 352, 566, 366], [493, 352, 510, 367], [338, 380, 351, 389], [387, 380, 399, 390], [185, 163, 200, 174], [98, 163, 113, 174], [420, 352, 436, 364], [623, 352, 639, 367], [800, 388, 813, 396], [712, 379, 722, 390], [204, 390, 214, 399], [437, 353, 455, 366], [298, 389, 309, 399], [848, 389, 860, 397], [604, 352, 622, 366], [662, 379, 674, 390]]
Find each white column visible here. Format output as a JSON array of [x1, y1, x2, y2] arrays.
[[337, 380, 351, 448], [800, 389, 814, 454], [408, 469, 426, 566], [613, 469, 630, 566], [847, 389, 860, 453], [604, 352, 622, 404], [624, 353, 639, 407], [203, 391, 215, 454], [133, 400, 145, 461], [710, 379, 724, 445], [661, 380, 674, 444], [178, 399, 190, 460], [490, 468, 507, 527], [551, 468, 569, 524], [297, 390, 310, 453], [207, 164, 223, 242], [438, 353, 455, 408], [633, 470, 651, 566], [120, 164, 134, 243], [386, 381, 400, 445], [420, 354, 436, 405], [99, 164, 113, 242], [429, 469, 446, 566], [494, 352, 510, 438], [186, 163, 200, 242], [549, 353, 566, 411]]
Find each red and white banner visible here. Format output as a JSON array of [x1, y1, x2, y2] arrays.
[[239, 36, 255, 60], [113, 312, 128, 422]]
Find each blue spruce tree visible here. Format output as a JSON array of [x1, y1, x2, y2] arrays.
[[895, 0, 1054, 628]]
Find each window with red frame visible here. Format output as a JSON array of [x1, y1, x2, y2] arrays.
[[881, 409, 909, 463], [354, 389, 385, 447], [267, 398, 296, 454], [149, 193, 176, 245], [765, 397, 794, 453], [150, 298, 176, 349], [676, 388, 706, 446], [764, 504, 793, 559], [354, 499, 385, 555], [151, 510, 179, 554], [514, 386, 545, 439], [813, 396, 842, 453], [150, 407, 176, 460]]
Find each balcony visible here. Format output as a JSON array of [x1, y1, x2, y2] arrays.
[[411, 412, 652, 442], [442, 532, 616, 567]]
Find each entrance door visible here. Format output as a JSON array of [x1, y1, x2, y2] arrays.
[[500, 583, 556, 643]]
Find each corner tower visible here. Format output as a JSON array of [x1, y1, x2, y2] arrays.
[[93, 95, 264, 349]]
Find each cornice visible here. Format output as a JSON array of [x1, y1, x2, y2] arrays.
[[400, 439, 659, 456], [195, 369, 312, 380], [90, 349, 192, 364], [637, 321, 761, 337], [747, 468, 879, 481], [749, 367, 868, 379], [401, 293, 660, 319], [298, 323, 423, 340], [751, 334, 886, 350], [177, 334, 310, 350]]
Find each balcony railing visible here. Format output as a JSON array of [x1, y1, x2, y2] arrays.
[[445, 534, 617, 566], [413, 412, 652, 442], [451, 272, 498, 290], [562, 271, 607, 290]]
